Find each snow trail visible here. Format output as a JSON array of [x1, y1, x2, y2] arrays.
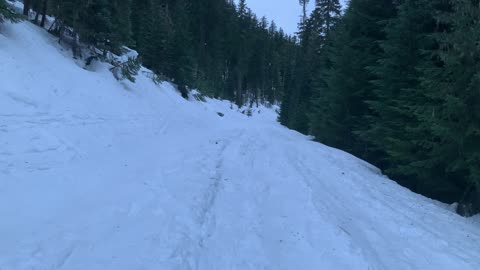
[[1, 22, 479, 270]]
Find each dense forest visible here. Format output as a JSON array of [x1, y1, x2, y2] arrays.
[[2, 0, 298, 103], [14, 0, 297, 105], [280, 0, 480, 216], [1, 0, 479, 215]]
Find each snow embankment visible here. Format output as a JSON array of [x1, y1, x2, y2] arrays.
[[0, 21, 479, 270]]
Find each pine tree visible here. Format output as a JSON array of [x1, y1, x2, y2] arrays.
[[77, 0, 113, 53], [110, 0, 133, 51], [364, 0, 451, 194], [308, 0, 342, 142], [417, 0, 480, 210], [315, 0, 341, 38], [280, 1, 319, 133], [309, 20, 352, 147], [168, 0, 195, 97], [48, 0, 81, 29], [131, 0, 157, 68], [299, 0, 310, 23], [49, 0, 130, 55], [309, 0, 397, 159], [43, 0, 296, 105], [0, 0, 22, 23]]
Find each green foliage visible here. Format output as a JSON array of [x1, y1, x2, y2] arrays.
[[17, 0, 478, 213], [131, 0, 172, 75], [47, 0, 296, 103], [296, 0, 397, 153], [110, 0, 133, 48], [76, 0, 114, 52], [111, 56, 141, 83], [49, 0, 132, 54], [48, 0, 80, 28], [329, 0, 397, 158], [41, 0, 480, 213], [193, 92, 207, 102], [363, 0, 454, 198], [280, 0, 342, 135], [128, 0, 296, 104], [0, 0, 22, 23], [282, 0, 479, 214], [415, 0, 480, 204]]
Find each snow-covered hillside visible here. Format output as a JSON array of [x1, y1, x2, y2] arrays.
[[1, 22, 479, 270]]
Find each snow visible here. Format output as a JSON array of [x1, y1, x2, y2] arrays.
[[1, 21, 479, 270]]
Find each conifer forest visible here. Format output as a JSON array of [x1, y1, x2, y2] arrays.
[[1, 0, 479, 215]]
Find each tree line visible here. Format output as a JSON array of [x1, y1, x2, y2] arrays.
[[2, 0, 478, 215], [5, 0, 298, 104], [281, 0, 480, 216]]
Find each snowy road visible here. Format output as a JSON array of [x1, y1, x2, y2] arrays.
[[1, 22, 479, 270]]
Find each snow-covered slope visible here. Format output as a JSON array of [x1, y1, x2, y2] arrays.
[[1, 22, 479, 270]]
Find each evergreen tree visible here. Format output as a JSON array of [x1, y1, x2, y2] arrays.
[[315, 0, 341, 38], [309, 20, 353, 147], [131, 0, 172, 76], [48, 0, 132, 54], [283, 0, 341, 134], [364, 0, 450, 194], [48, 0, 82, 29], [43, 0, 297, 106], [299, 0, 310, 22], [168, 0, 195, 97], [309, 0, 397, 159], [417, 0, 480, 210], [308, 0, 342, 141], [0, 0, 22, 23], [232, 0, 250, 106], [77, 0, 113, 53], [110, 0, 133, 50], [280, 0, 328, 133], [9, 0, 478, 213]]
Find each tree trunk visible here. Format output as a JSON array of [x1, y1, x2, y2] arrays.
[[302, 3, 307, 23], [34, 9, 40, 24], [40, 0, 48, 27], [236, 69, 243, 107], [23, 0, 31, 16]]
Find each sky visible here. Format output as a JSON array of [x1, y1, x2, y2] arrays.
[[243, 0, 347, 35]]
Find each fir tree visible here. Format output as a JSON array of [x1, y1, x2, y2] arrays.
[[310, 0, 397, 159], [308, 0, 342, 142], [110, 0, 133, 50], [168, 0, 195, 97], [315, 0, 341, 38], [77, 0, 113, 53], [417, 0, 480, 209], [364, 0, 450, 194], [299, 0, 310, 23], [0, 0, 22, 23]]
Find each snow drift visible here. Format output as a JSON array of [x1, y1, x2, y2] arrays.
[[1, 21, 479, 270]]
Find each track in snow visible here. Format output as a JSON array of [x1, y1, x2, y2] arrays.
[[1, 21, 480, 270]]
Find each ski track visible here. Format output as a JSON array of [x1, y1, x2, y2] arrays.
[[1, 21, 480, 270]]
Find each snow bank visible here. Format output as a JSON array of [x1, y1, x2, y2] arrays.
[[1, 21, 479, 270]]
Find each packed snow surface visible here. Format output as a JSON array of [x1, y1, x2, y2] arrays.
[[1, 22, 479, 270]]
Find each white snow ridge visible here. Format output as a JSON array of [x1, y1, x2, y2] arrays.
[[1, 22, 479, 270]]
